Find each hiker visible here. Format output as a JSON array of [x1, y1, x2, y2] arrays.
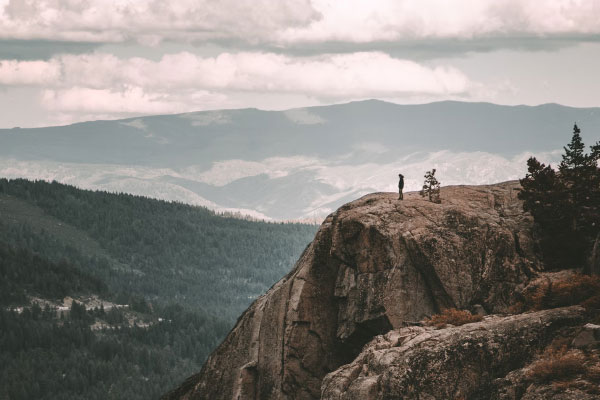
[[398, 174, 404, 200]]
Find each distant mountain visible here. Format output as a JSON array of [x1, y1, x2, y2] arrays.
[[2, 100, 600, 219]]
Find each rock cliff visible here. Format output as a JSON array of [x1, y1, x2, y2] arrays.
[[164, 181, 545, 400]]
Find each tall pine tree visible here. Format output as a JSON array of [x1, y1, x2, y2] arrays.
[[559, 124, 588, 171], [519, 124, 600, 269]]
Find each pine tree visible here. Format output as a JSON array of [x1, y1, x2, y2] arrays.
[[519, 124, 600, 269], [420, 169, 441, 203], [519, 157, 561, 217], [559, 124, 588, 171], [558, 124, 600, 237]]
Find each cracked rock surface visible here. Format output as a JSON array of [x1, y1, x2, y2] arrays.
[[321, 306, 586, 400], [163, 181, 541, 400]]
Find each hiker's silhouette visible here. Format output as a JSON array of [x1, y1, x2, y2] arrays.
[[398, 174, 404, 200]]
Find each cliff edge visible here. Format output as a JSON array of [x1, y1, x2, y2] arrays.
[[164, 181, 544, 400]]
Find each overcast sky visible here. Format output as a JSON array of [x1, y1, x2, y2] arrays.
[[1, 0, 600, 128]]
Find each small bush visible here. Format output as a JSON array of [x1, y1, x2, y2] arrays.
[[424, 308, 483, 328], [527, 346, 587, 383], [522, 274, 600, 311], [420, 169, 441, 203], [527, 345, 600, 395]]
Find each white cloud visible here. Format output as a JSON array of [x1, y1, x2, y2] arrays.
[[4, 51, 474, 119], [2, 1, 598, 126], [16, 52, 471, 97], [40, 85, 229, 116], [0, 0, 317, 43], [1, 0, 600, 45], [42, 86, 182, 114], [0, 59, 60, 85], [280, 0, 600, 44]]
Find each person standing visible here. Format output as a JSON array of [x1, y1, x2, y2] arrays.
[[398, 174, 404, 200]]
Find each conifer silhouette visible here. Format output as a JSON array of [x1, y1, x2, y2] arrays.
[[519, 124, 600, 269]]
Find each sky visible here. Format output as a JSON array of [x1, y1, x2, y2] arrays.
[[1, 0, 600, 128]]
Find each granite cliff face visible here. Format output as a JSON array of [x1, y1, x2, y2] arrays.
[[164, 181, 546, 400]]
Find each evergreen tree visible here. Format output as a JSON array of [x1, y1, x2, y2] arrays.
[[420, 169, 441, 203], [519, 124, 600, 269], [559, 124, 588, 171], [70, 301, 87, 321], [560, 126, 600, 246]]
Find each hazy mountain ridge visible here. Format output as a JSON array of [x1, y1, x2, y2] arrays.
[[3, 100, 600, 219]]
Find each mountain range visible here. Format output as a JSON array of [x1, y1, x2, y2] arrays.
[[2, 100, 600, 220]]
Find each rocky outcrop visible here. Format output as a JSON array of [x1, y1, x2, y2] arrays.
[[321, 306, 585, 400], [164, 181, 542, 400]]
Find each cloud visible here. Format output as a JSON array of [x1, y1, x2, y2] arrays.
[[41, 85, 226, 114], [38, 52, 470, 97], [0, 51, 477, 121], [1, 0, 600, 48], [280, 0, 600, 44], [0, 59, 60, 85], [0, 0, 318, 43], [10, 50, 474, 96]]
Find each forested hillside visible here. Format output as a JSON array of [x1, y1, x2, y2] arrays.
[[0, 178, 318, 400]]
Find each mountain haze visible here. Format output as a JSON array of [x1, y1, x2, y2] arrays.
[[3, 100, 600, 220]]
